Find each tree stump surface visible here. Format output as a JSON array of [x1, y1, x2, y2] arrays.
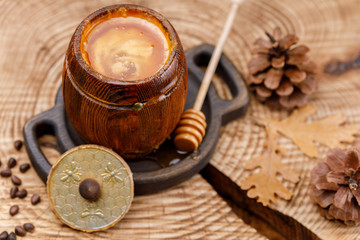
[[201, 0, 360, 240], [0, 0, 359, 239]]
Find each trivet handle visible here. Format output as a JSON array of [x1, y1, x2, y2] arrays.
[[186, 44, 249, 126], [212, 47, 250, 125], [23, 90, 76, 183]]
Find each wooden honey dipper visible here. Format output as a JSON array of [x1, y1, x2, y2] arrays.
[[174, 0, 243, 152]]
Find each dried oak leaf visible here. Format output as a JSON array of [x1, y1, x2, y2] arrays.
[[240, 125, 300, 206], [261, 105, 359, 157]]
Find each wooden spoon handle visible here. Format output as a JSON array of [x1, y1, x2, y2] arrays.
[[193, 0, 243, 111], [174, 0, 243, 152]]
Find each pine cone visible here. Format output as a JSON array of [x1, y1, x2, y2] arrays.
[[309, 147, 360, 225], [247, 27, 317, 110]]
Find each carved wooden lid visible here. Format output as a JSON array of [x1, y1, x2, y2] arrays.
[[47, 145, 134, 232]]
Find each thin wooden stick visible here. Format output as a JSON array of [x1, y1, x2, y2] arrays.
[[174, 0, 243, 152], [193, 0, 243, 111]]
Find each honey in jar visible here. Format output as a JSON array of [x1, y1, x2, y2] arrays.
[[82, 16, 170, 81]]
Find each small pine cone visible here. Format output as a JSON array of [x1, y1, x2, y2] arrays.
[[247, 27, 317, 110], [309, 147, 360, 226]]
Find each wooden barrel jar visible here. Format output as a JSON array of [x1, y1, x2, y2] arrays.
[[62, 4, 188, 159]]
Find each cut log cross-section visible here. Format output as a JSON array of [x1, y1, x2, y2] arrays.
[[0, 0, 359, 239]]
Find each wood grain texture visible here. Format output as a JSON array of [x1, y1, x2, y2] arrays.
[[204, 0, 360, 239], [0, 0, 265, 239], [3, 0, 359, 239]]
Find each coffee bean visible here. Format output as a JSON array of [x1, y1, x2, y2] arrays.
[[23, 223, 35, 233], [7, 232, 16, 240], [16, 189, 27, 199], [0, 169, 11, 177], [9, 205, 19, 216], [11, 175, 21, 186], [10, 186, 19, 199], [31, 194, 40, 205], [19, 163, 30, 173], [0, 231, 8, 240], [14, 140, 23, 151], [8, 158, 17, 168], [15, 226, 26, 237]]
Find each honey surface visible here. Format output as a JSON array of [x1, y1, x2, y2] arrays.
[[83, 17, 169, 81]]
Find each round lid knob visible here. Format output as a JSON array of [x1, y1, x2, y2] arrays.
[[79, 178, 101, 201], [47, 145, 134, 232]]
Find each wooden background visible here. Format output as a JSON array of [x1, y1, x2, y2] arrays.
[[0, 0, 360, 239]]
